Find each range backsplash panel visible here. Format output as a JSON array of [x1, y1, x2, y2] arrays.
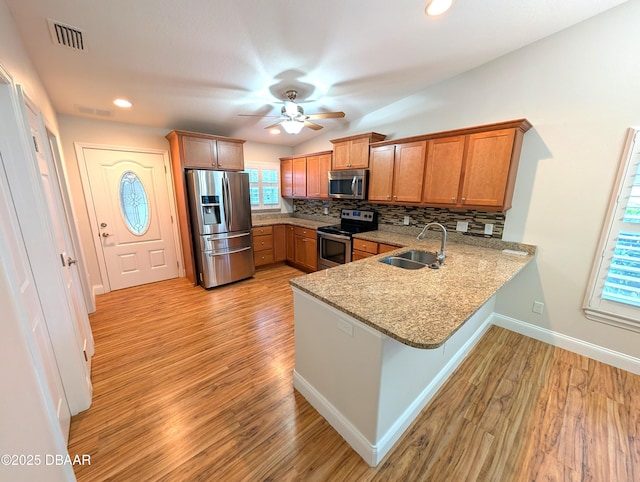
[[292, 199, 505, 239]]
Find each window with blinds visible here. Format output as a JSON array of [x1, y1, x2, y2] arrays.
[[243, 161, 281, 212], [585, 128, 640, 331]]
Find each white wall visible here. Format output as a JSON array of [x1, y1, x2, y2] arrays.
[[295, 1, 640, 357], [0, 2, 75, 480], [57, 115, 293, 290]]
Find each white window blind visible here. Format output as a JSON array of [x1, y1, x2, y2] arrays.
[[244, 160, 281, 212], [584, 128, 640, 331]]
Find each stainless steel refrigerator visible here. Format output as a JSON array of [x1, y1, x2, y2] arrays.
[[186, 170, 255, 288]]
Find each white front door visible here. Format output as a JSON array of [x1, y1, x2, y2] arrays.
[[81, 146, 179, 291]]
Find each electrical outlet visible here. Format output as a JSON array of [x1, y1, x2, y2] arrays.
[[456, 221, 468, 232], [323, 207, 329, 215], [338, 318, 354, 336], [532, 301, 544, 314], [484, 223, 494, 235], [403, 216, 410, 225]]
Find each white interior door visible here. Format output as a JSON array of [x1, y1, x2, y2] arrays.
[[25, 102, 95, 369], [81, 146, 179, 291]]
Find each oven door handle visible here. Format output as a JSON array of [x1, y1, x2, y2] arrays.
[[318, 232, 351, 242]]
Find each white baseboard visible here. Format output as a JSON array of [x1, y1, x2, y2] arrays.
[[491, 313, 640, 375], [92, 284, 105, 296], [293, 371, 379, 466]]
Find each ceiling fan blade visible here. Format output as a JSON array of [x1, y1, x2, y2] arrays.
[[238, 114, 282, 118], [304, 120, 323, 131], [264, 120, 284, 130], [306, 111, 345, 120]]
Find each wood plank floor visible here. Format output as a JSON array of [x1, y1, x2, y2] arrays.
[[68, 264, 640, 481]]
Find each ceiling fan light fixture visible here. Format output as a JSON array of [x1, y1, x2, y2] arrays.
[[425, 0, 453, 16], [281, 119, 304, 135]]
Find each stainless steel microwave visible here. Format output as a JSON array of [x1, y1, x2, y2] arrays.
[[328, 169, 368, 200]]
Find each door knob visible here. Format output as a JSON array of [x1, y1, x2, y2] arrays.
[[67, 257, 78, 265], [101, 232, 111, 238]]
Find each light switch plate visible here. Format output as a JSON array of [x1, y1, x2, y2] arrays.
[[456, 221, 468, 232]]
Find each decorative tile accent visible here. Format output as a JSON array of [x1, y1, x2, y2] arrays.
[[292, 199, 505, 239]]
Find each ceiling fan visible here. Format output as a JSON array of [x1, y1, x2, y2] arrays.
[[240, 90, 345, 134]]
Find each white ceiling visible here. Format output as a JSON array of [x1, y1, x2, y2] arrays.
[[5, 0, 628, 146]]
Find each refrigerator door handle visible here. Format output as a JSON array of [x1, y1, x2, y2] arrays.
[[227, 175, 234, 229], [207, 246, 252, 257], [222, 174, 233, 232]]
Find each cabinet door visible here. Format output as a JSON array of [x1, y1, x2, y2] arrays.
[[216, 140, 244, 170], [303, 235, 317, 271], [392, 141, 426, 203], [285, 226, 295, 262], [280, 158, 293, 198], [182, 136, 215, 168], [332, 141, 350, 170], [368, 145, 395, 201], [461, 129, 515, 208], [292, 157, 307, 197], [273, 225, 287, 262], [317, 153, 331, 198], [422, 136, 465, 205], [294, 234, 307, 266], [349, 137, 371, 168], [306, 153, 331, 198]]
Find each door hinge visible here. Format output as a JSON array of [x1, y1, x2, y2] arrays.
[[32, 135, 39, 153], [164, 164, 167, 174], [171, 215, 174, 223], [83, 350, 88, 362]]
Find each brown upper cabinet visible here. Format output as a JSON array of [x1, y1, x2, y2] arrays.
[[369, 141, 427, 203], [281, 151, 332, 199], [306, 152, 332, 199], [292, 157, 307, 198], [370, 119, 531, 211], [166, 130, 245, 171], [331, 132, 386, 170], [422, 136, 466, 205], [280, 158, 293, 198]]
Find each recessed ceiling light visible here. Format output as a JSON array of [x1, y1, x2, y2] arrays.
[[425, 0, 453, 16], [269, 128, 281, 135], [113, 98, 132, 108]]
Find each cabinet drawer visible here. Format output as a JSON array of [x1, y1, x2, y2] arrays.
[[352, 250, 374, 261], [254, 250, 274, 266], [353, 239, 378, 254], [378, 243, 400, 254], [252, 226, 273, 237], [253, 234, 273, 251], [294, 227, 316, 239]]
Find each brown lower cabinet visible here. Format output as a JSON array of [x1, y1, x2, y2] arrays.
[[293, 227, 317, 272], [352, 241, 400, 261], [253, 224, 316, 271]]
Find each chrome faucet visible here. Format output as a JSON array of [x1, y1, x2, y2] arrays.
[[417, 222, 447, 264]]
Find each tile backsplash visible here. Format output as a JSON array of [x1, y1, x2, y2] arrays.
[[292, 199, 505, 238]]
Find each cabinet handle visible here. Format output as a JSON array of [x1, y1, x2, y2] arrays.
[[452, 197, 456, 202], [387, 195, 391, 200], [462, 197, 466, 202]]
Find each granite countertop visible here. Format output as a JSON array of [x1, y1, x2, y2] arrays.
[[289, 231, 536, 349], [251, 215, 330, 230]]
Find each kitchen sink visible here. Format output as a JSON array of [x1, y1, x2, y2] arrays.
[[379, 250, 440, 270]]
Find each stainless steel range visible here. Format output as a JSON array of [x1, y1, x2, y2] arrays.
[[317, 209, 378, 270]]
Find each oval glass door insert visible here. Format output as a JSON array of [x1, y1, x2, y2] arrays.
[[119, 171, 150, 235]]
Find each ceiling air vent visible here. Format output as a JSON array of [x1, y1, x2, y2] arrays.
[[48, 19, 87, 52]]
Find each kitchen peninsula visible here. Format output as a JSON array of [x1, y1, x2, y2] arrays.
[[289, 232, 535, 466]]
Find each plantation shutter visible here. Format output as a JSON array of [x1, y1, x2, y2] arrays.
[[585, 128, 640, 331]]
